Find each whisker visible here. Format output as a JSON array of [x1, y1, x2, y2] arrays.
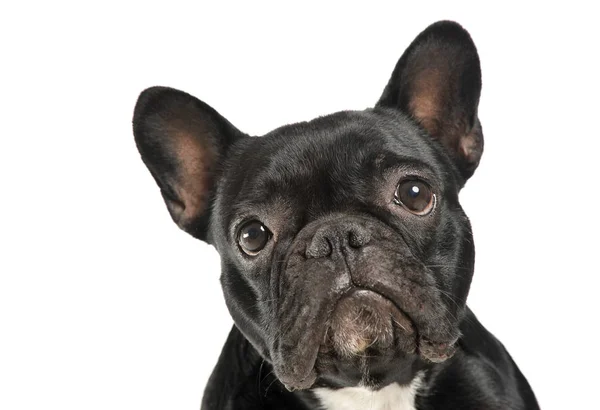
[[424, 264, 472, 271], [264, 376, 279, 397]]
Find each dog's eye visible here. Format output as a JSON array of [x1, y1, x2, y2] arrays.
[[394, 179, 435, 215], [238, 221, 270, 255]]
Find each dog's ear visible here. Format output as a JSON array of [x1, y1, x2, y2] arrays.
[[377, 21, 483, 181], [133, 86, 245, 241]]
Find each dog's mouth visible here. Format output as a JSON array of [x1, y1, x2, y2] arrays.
[[302, 288, 418, 388], [320, 288, 417, 358], [273, 286, 458, 392]]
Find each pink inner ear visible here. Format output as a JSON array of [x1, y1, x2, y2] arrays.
[[405, 62, 477, 164], [168, 126, 217, 228], [409, 70, 439, 111], [407, 66, 447, 137], [459, 121, 483, 168]]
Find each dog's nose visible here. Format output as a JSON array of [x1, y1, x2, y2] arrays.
[[306, 220, 371, 258]]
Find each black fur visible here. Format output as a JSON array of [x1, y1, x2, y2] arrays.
[[133, 20, 538, 409]]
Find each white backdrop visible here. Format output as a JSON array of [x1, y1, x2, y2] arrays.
[[1, 1, 599, 409]]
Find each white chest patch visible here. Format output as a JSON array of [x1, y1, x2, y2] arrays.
[[313, 374, 423, 410]]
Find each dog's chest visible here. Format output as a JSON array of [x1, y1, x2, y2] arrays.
[[313, 378, 422, 410]]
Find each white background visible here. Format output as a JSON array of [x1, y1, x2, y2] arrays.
[[1, 1, 599, 409]]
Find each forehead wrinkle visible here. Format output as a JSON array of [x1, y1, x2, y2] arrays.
[[261, 126, 385, 184], [246, 139, 439, 215]]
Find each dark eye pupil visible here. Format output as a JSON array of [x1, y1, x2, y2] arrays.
[[243, 227, 261, 240], [239, 221, 269, 254], [408, 185, 420, 198]]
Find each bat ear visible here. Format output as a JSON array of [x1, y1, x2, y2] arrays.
[[132, 86, 245, 241], [377, 21, 483, 181]]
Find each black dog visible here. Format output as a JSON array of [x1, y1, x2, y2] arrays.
[[133, 21, 539, 409]]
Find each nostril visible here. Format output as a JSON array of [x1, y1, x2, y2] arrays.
[[306, 222, 371, 258], [348, 229, 370, 248], [306, 236, 333, 259]]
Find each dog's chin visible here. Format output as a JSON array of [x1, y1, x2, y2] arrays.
[[311, 289, 420, 388], [271, 288, 460, 391]]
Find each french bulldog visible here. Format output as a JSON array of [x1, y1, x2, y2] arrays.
[[132, 20, 539, 410]]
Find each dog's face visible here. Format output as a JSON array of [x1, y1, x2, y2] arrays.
[[133, 21, 483, 391]]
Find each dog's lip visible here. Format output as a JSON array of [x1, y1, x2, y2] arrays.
[[361, 286, 458, 361], [324, 286, 457, 363], [345, 286, 416, 327], [320, 286, 417, 352]]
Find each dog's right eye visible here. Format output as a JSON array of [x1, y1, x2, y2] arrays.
[[238, 221, 270, 255]]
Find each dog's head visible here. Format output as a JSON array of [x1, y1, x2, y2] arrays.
[[133, 21, 483, 390]]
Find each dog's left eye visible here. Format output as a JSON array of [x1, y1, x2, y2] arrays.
[[394, 179, 435, 215], [238, 221, 270, 255]]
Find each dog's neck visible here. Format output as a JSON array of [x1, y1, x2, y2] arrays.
[[312, 373, 424, 410]]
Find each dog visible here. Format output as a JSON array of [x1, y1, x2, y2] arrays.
[[132, 20, 539, 409]]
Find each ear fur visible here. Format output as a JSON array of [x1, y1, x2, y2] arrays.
[[377, 20, 483, 181], [133, 86, 244, 241]]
